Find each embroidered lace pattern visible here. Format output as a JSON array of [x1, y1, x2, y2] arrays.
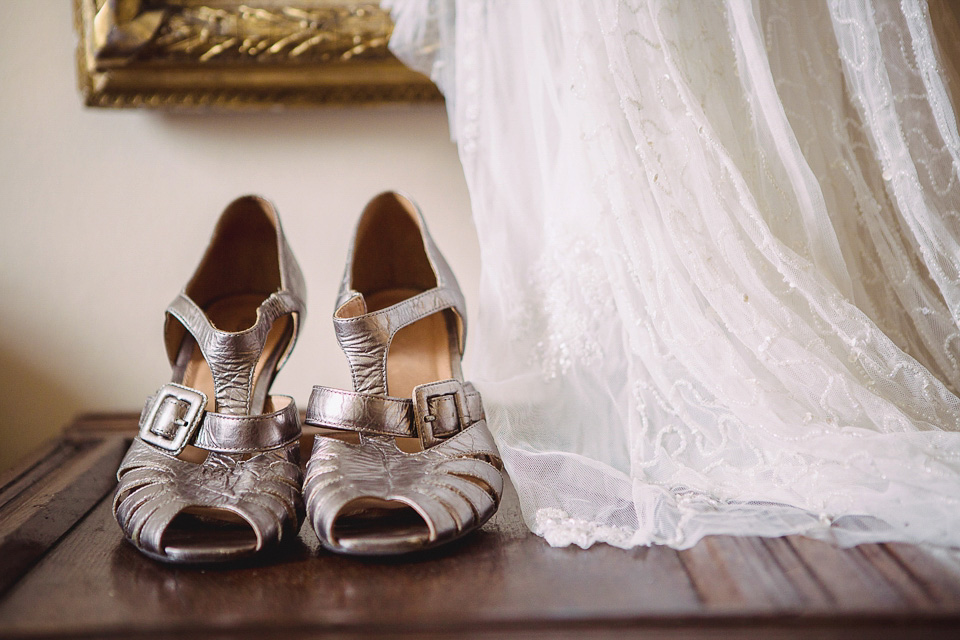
[[386, 0, 960, 549]]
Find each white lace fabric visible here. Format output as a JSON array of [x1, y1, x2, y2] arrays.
[[386, 0, 960, 549]]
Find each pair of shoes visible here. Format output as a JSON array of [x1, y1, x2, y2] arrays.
[[113, 192, 503, 563]]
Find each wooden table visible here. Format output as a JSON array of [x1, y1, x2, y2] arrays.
[[2, 415, 960, 639]]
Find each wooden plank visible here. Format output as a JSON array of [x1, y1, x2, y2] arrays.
[[883, 543, 960, 606], [0, 479, 703, 638], [3, 415, 960, 638], [676, 536, 746, 607], [65, 412, 139, 436], [0, 437, 127, 594], [784, 536, 908, 611], [855, 544, 938, 610], [0, 440, 59, 489], [678, 535, 827, 611], [759, 536, 834, 608], [0, 440, 77, 512]]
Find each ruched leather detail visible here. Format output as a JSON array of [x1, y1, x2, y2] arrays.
[[114, 439, 304, 560], [166, 292, 304, 415], [193, 395, 301, 453], [305, 382, 484, 438]]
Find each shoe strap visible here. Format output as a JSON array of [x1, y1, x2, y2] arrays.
[[137, 384, 301, 455], [195, 396, 301, 453], [305, 379, 484, 448], [165, 290, 304, 414], [333, 194, 467, 397], [333, 285, 466, 396]]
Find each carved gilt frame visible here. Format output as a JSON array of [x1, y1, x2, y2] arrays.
[[74, 0, 441, 108]]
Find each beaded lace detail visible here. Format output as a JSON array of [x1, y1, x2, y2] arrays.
[[388, 0, 960, 549]]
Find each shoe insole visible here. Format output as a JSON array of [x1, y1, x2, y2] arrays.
[[331, 498, 431, 553]]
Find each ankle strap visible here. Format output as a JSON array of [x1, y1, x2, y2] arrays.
[[305, 379, 484, 448], [138, 384, 301, 455]]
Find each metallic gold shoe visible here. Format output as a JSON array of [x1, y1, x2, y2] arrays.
[[303, 192, 503, 555], [113, 196, 307, 564]]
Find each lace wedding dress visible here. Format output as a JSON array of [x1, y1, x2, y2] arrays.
[[385, 0, 960, 549]]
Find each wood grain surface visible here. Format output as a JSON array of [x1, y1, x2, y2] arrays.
[[1, 414, 959, 639]]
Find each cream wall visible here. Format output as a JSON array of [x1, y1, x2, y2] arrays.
[[0, 2, 477, 471]]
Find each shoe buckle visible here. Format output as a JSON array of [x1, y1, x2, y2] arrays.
[[138, 383, 207, 454], [413, 380, 469, 448]]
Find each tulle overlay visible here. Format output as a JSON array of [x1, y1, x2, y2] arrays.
[[385, 0, 960, 549]]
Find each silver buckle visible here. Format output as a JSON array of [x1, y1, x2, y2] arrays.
[[413, 380, 468, 448], [138, 383, 207, 454]]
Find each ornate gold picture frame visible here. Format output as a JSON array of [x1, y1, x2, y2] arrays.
[[75, 0, 441, 108]]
